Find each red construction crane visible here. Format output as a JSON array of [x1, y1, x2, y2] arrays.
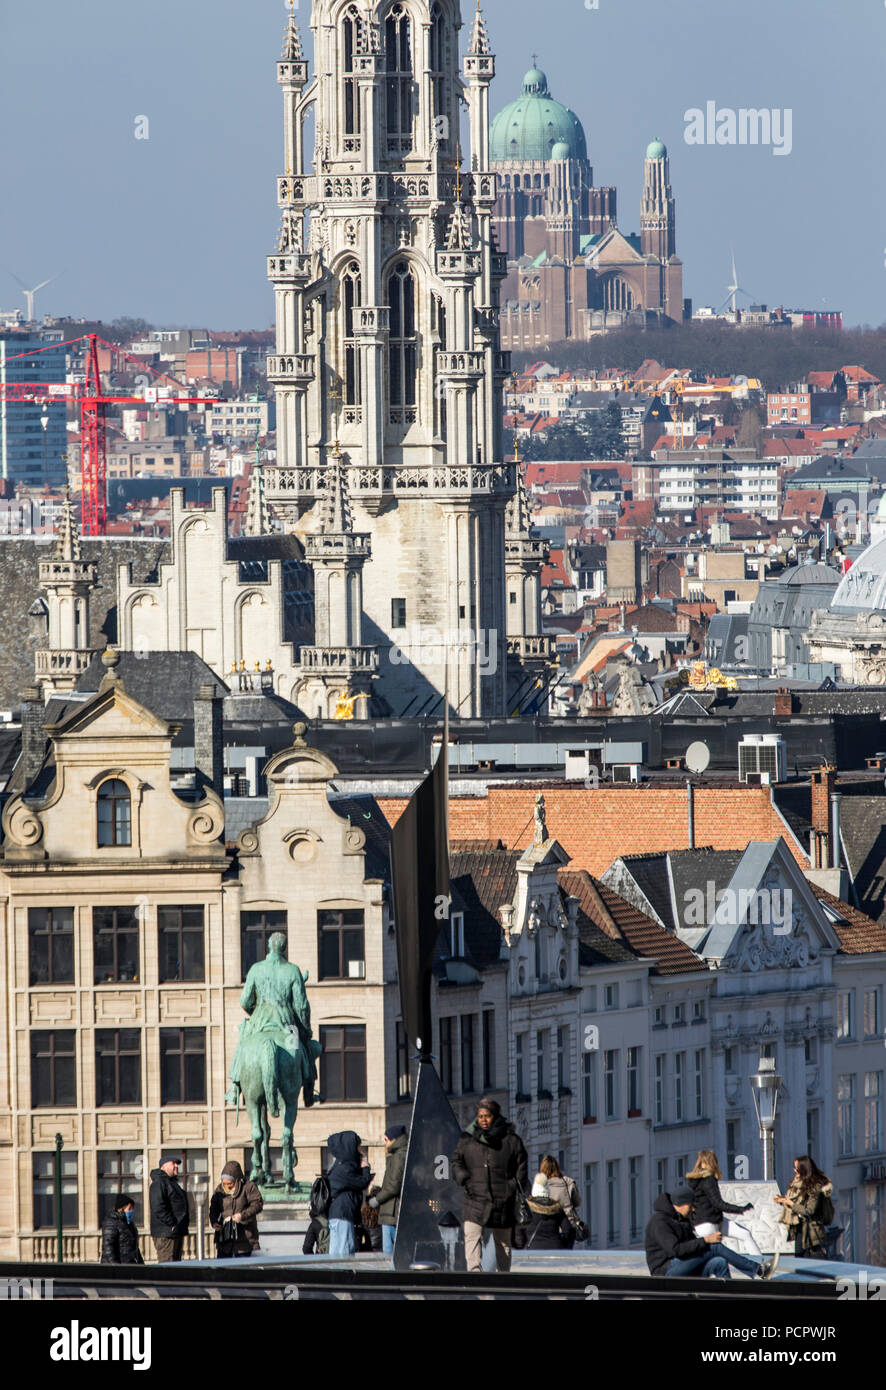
[[0, 333, 218, 535]]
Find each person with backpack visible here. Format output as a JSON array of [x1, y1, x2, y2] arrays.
[[303, 1170, 332, 1254], [326, 1131, 374, 1257], [775, 1154, 834, 1259], [538, 1154, 586, 1245], [513, 1172, 573, 1251]]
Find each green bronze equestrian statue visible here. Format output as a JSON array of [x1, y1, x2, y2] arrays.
[[225, 932, 321, 1189]]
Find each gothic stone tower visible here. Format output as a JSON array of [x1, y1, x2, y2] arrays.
[[263, 1, 541, 717]]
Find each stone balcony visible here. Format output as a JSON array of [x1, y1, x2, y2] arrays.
[[266, 354, 315, 386], [35, 649, 95, 678], [264, 461, 516, 507], [298, 646, 379, 673], [303, 533, 371, 560], [507, 634, 554, 662], [437, 350, 485, 380], [266, 253, 312, 283]]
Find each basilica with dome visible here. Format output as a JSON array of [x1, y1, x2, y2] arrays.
[[491, 65, 687, 348]]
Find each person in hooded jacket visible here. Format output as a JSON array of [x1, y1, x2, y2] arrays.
[[327, 1131, 374, 1257], [452, 1096, 528, 1273], [514, 1173, 572, 1251], [646, 1187, 776, 1279], [209, 1160, 263, 1258], [775, 1154, 834, 1259], [100, 1195, 144, 1265]]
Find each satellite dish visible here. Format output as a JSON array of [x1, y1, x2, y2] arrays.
[[685, 741, 711, 774]]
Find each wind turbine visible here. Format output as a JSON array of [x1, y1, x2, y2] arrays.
[[719, 247, 753, 314], [8, 270, 59, 322]]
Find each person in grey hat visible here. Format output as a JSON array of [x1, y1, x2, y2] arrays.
[[149, 1155, 190, 1262], [368, 1125, 408, 1257], [645, 1188, 776, 1279]]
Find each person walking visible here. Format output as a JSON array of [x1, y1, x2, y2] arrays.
[[327, 1131, 373, 1257], [209, 1160, 263, 1259], [452, 1097, 528, 1273], [149, 1155, 189, 1262], [100, 1195, 144, 1265], [687, 1149, 769, 1264], [775, 1154, 834, 1260], [539, 1154, 585, 1245], [367, 1124, 408, 1257], [516, 1172, 572, 1251]]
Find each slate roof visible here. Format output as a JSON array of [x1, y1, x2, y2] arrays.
[[560, 868, 708, 974], [46, 651, 229, 726], [450, 839, 518, 970], [833, 796, 886, 924], [328, 794, 392, 883]]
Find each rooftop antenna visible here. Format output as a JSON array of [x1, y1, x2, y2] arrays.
[[8, 270, 59, 322]]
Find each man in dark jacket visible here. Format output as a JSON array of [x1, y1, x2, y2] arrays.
[[149, 1155, 190, 1262], [327, 1131, 373, 1258], [645, 1188, 730, 1278], [100, 1195, 143, 1265], [452, 1097, 528, 1272], [368, 1125, 408, 1257]]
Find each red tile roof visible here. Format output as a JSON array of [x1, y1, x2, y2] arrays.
[[560, 869, 708, 975], [812, 887, 886, 954]]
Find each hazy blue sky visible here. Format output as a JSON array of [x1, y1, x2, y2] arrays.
[[1, 0, 884, 328]]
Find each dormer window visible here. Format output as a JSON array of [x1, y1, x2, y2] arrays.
[[97, 779, 131, 847], [449, 911, 464, 959]]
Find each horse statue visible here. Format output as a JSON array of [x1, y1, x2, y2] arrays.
[[225, 932, 322, 1189]]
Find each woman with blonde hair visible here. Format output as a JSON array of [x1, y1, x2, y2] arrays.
[[687, 1149, 773, 1272]]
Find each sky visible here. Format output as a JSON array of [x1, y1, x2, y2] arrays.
[[1, 0, 884, 329]]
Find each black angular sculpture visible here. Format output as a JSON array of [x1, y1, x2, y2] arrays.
[[392, 1059, 465, 1272]]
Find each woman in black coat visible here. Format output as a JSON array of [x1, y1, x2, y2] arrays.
[[100, 1196, 144, 1264], [452, 1097, 528, 1273], [687, 1150, 764, 1260], [514, 1174, 572, 1252]]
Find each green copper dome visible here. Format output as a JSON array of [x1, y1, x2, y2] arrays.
[[646, 137, 667, 159], [490, 66, 588, 164]]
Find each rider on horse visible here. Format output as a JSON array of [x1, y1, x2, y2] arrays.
[[225, 931, 319, 1111]]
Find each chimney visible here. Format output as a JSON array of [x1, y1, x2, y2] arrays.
[[831, 793, 842, 873], [810, 764, 836, 835], [774, 687, 794, 716], [18, 686, 46, 791], [194, 683, 223, 798]]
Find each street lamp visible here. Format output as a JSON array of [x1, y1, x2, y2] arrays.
[[749, 1055, 782, 1181]]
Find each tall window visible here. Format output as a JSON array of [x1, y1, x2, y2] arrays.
[[865, 1072, 883, 1153], [838, 1074, 855, 1156], [448, 912, 465, 959], [582, 1051, 597, 1122], [726, 1122, 738, 1180], [482, 1010, 495, 1089], [439, 1017, 455, 1094], [807, 1108, 820, 1154], [694, 1049, 705, 1119], [240, 910, 286, 980], [536, 1028, 550, 1096], [606, 1159, 620, 1245], [629, 1157, 643, 1242], [318, 909, 365, 980], [836, 990, 854, 1041], [429, 3, 447, 134], [583, 1162, 597, 1246], [33, 1152, 78, 1229], [515, 1032, 527, 1097], [29, 907, 74, 986], [342, 261, 362, 407], [93, 907, 139, 984], [160, 1028, 206, 1104], [396, 1021, 411, 1101], [320, 1025, 367, 1102], [557, 1026, 568, 1092], [865, 989, 881, 1040], [342, 5, 362, 139], [96, 1030, 141, 1106], [654, 1055, 665, 1124], [627, 1046, 641, 1115], [30, 1030, 76, 1108], [388, 261, 417, 419], [98, 1151, 144, 1224], [656, 1158, 668, 1194], [461, 1014, 476, 1094], [604, 1049, 618, 1120], [97, 778, 131, 847], [674, 1052, 685, 1122], [385, 4, 413, 150], [158, 906, 205, 983]]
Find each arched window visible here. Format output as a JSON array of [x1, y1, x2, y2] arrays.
[[429, 3, 447, 141], [385, 3, 413, 153], [342, 5, 362, 139], [342, 261, 362, 407], [388, 260, 417, 422], [97, 778, 131, 847]]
